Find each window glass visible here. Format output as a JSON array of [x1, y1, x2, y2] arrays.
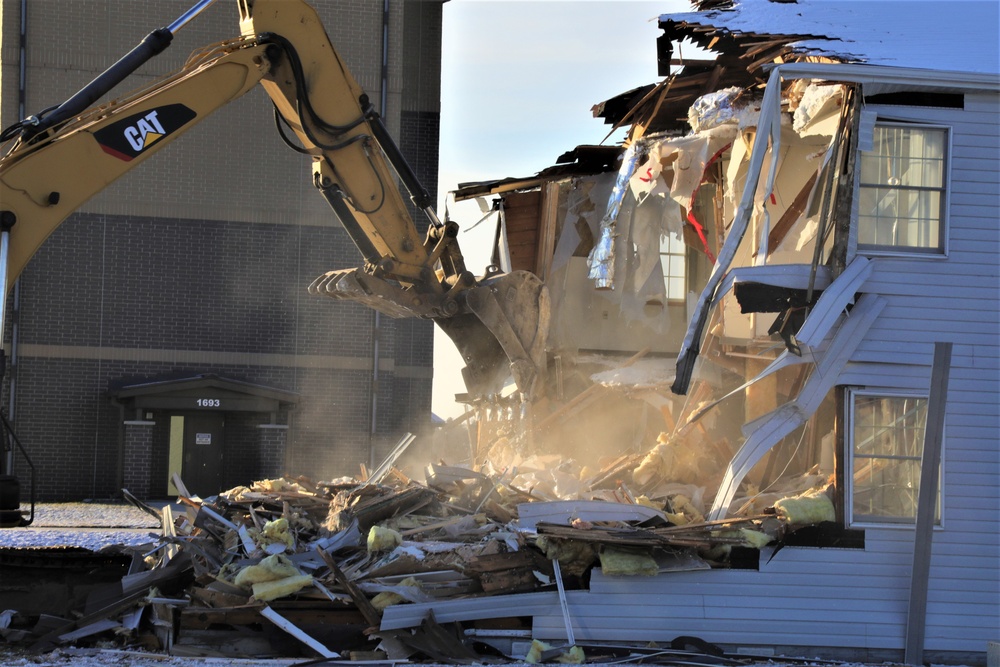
[[858, 125, 947, 253], [659, 233, 686, 302], [850, 392, 940, 524]]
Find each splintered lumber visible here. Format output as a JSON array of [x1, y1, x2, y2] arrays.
[[332, 485, 437, 533], [180, 604, 265, 629], [535, 522, 667, 548], [465, 548, 552, 595], [586, 452, 646, 491], [389, 612, 488, 664], [518, 500, 667, 530], [536, 514, 771, 550], [260, 606, 339, 659], [535, 347, 651, 432], [317, 547, 382, 628]]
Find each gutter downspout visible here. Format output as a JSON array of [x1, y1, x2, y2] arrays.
[[111, 397, 126, 493], [4, 0, 27, 476], [368, 0, 390, 472]]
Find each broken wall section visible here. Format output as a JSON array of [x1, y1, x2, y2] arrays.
[[661, 80, 863, 520], [450, 75, 854, 529]]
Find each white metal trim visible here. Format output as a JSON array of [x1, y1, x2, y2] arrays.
[[709, 293, 886, 519]]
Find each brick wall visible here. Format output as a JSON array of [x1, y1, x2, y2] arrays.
[[256, 425, 288, 480], [123, 421, 155, 499], [0, 0, 443, 500]]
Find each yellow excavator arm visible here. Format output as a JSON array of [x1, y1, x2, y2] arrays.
[[0, 0, 547, 399]]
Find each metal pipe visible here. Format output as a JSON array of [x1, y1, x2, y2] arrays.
[[5, 0, 27, 476], [0, 230, 10, 474], [368, 0, 391, 471], [167, 0, 221, 34], [21, 0, 219, 141]]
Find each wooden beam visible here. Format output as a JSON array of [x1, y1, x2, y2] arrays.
[[317, 547, 382, 629], [670, 58, 719, 68], [535, 181, 561, 281], [534, 348, 650, 432], [904, 342, 952, 665], [767, 171, 819, 255]]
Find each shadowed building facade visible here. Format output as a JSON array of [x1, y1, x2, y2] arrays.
[[0, 0, 443, 499]]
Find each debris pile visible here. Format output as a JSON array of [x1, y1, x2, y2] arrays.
[[0, 445, 834, 663]]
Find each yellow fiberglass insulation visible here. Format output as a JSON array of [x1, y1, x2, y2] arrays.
[[669, 494, 705, 525], [598, 547, 659, 576], [367, 525, 403, 552], [633, 432, 708, 487], [774, 487, 836, 525], [525, 640, 553, 664], [371, 576, 421, 611], [718, 528, 773, 549], [260, 517, 294, 549], [525, 640, 584, 664], [535, 535, 597, 576], [557, 646, 586, 664], [233, 553, 300, 589], [252, 574, 313, 602]]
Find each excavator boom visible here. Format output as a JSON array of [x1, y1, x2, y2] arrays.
[[0, 0, 547, 400]]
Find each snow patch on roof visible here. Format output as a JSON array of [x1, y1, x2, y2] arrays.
[[663, 0, 1000, 75]]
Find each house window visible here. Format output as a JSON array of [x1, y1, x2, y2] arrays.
[[659, 233, 686, 302], [858, 124, 948, 253], [848, 391, 940, 525]]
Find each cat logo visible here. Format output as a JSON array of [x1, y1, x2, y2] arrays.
[[94, 103, 197, 162], [124, 110, 166, 152]]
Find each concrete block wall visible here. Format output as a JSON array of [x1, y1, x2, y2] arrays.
[[0, 0, 442, 500]]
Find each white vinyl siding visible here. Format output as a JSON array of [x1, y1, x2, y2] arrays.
[[540, 95, 1000, 657], [384, 94, 1000, 660]]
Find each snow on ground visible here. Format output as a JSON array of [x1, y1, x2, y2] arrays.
[[0, 646, 301, 667], [1, 502, 163, 550]]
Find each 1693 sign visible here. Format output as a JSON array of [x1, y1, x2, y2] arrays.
[[196, 398, 221, 407]]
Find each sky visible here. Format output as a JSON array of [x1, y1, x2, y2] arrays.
[[432, 0, 691, 419]]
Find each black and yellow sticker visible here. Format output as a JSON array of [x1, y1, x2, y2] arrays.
[[94, 103, 197, 161]]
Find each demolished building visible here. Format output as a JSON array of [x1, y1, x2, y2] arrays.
[[2, 1, 997, 665], [440, 0, 999, 663]]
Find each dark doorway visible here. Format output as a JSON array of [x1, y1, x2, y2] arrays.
[[182, 412, 225, 497]]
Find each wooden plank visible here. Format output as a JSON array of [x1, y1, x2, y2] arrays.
[[57, 619, 120, 642], [535, 181, 560, 281], [180, 605, 265, 629], [517, 499, 666, 530], [316, 547, 381, 629], [767, 170, 818, 253]]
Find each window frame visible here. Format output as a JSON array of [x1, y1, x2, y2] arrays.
[[658, 231, 687, 304], [845, 388, 944, 529], [855, 120, 952, 258]]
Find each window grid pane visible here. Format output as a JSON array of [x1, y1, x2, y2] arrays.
[[659, 234, 686, 302], [858, 125, 947, 252], [852, 394, 937, 524]]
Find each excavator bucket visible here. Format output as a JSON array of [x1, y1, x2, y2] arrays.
[[310, 267, 549, 400], [437, 270, 550, 400]]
